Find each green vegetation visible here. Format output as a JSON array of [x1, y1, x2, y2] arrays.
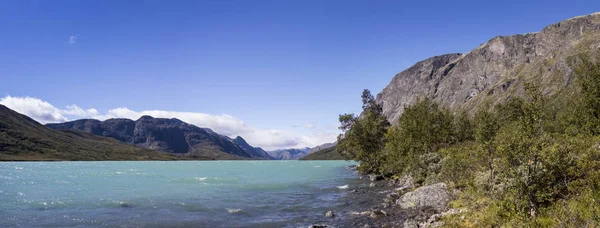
[[0, 105, 213, 161], [300, 146, 343, 160], [337, 55, 600, 226], [337, 89, 390, 173]]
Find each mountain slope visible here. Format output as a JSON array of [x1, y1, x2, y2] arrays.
[[232, 136, 274, 159], [47, 117, 271, 160], [267, 147, 311, 160], [308, 142, 337, 154], [0, 105, 207, 161], [376, 12, 600, 124], [300, 146, 343, 160]]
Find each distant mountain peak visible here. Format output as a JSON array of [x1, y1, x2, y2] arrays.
[[138, 115, 154, 121], [267, 147, 311, 160]]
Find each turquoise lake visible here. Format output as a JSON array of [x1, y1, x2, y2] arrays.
[[0, 160, 358, 227]]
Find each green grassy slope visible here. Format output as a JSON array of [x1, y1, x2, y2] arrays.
[[300, 146, 344, 160]]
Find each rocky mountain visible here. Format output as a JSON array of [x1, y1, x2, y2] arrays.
[[308, 142, 337, 154], [0, 105, 204, 161], [376, 12, 600, 124], [232, 136, 274, 160], [267, 147, 311, 160], [46, 116, 272, 160]]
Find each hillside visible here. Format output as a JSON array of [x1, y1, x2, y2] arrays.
[[376, 12, 600, 124], [339, 12, 600, 227], [300, 146, 343, 160], [307, 142, 336, 154], [47, 116, 271, 160], [232, 136, 274, 160], [0, 105, 210, 161], [267, 147, 311, 160]]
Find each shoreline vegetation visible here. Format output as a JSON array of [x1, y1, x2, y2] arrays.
[[332, 54, 600, 227]]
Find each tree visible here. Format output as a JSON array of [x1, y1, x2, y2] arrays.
[[454, 110, 474, 143], [572, 54, 600, 135], [473, 103, 500, 190], [383, 98, 454, 183], [495, 82, 554, 218], [337, 89, 390, 174]]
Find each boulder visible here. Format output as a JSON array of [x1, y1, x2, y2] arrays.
[[369, 209, 388, 219], [325, 210, 334, 217], [368, 174, 383, 182], [403, 220, 418, 228], [396, 183, 450, 213], [389, 175, 415, 189]]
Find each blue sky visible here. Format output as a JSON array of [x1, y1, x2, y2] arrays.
[[1, 0, 599, 149]]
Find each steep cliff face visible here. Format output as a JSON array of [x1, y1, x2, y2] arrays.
[[47, 116, 272, 160], [376, 12, 600, 124]]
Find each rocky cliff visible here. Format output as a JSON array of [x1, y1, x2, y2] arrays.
[[376, 12, 600, 124], [47, 116, 272, 160]]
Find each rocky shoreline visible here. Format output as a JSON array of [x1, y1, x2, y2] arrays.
[[309, 166, 462, 228]]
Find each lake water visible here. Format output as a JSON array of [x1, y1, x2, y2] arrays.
[[0, 160, 358, 227]]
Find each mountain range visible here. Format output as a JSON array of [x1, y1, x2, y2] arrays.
[[0, 104, 207, 161], [45, 116, 334, 160], [267, 147, 311, 160], [0, 103, 333, 160], [46, 117, 274, 160]]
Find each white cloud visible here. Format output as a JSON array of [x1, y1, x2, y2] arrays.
[[69, 36, 76, 44], [0, 95, 338, 150], [62, 105, 99, 117], [0, 96, 67, 123]]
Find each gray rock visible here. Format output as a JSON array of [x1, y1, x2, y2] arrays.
[[389, 175, 415, 189], [309, 225, 328, 228], [403, 220, 418, 228], [325, 210, 334, 217], [368, 174, 383, 182], [396, 183, 450, 213], [374, 12, 600, 125], [369, 209, 387, 219]]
